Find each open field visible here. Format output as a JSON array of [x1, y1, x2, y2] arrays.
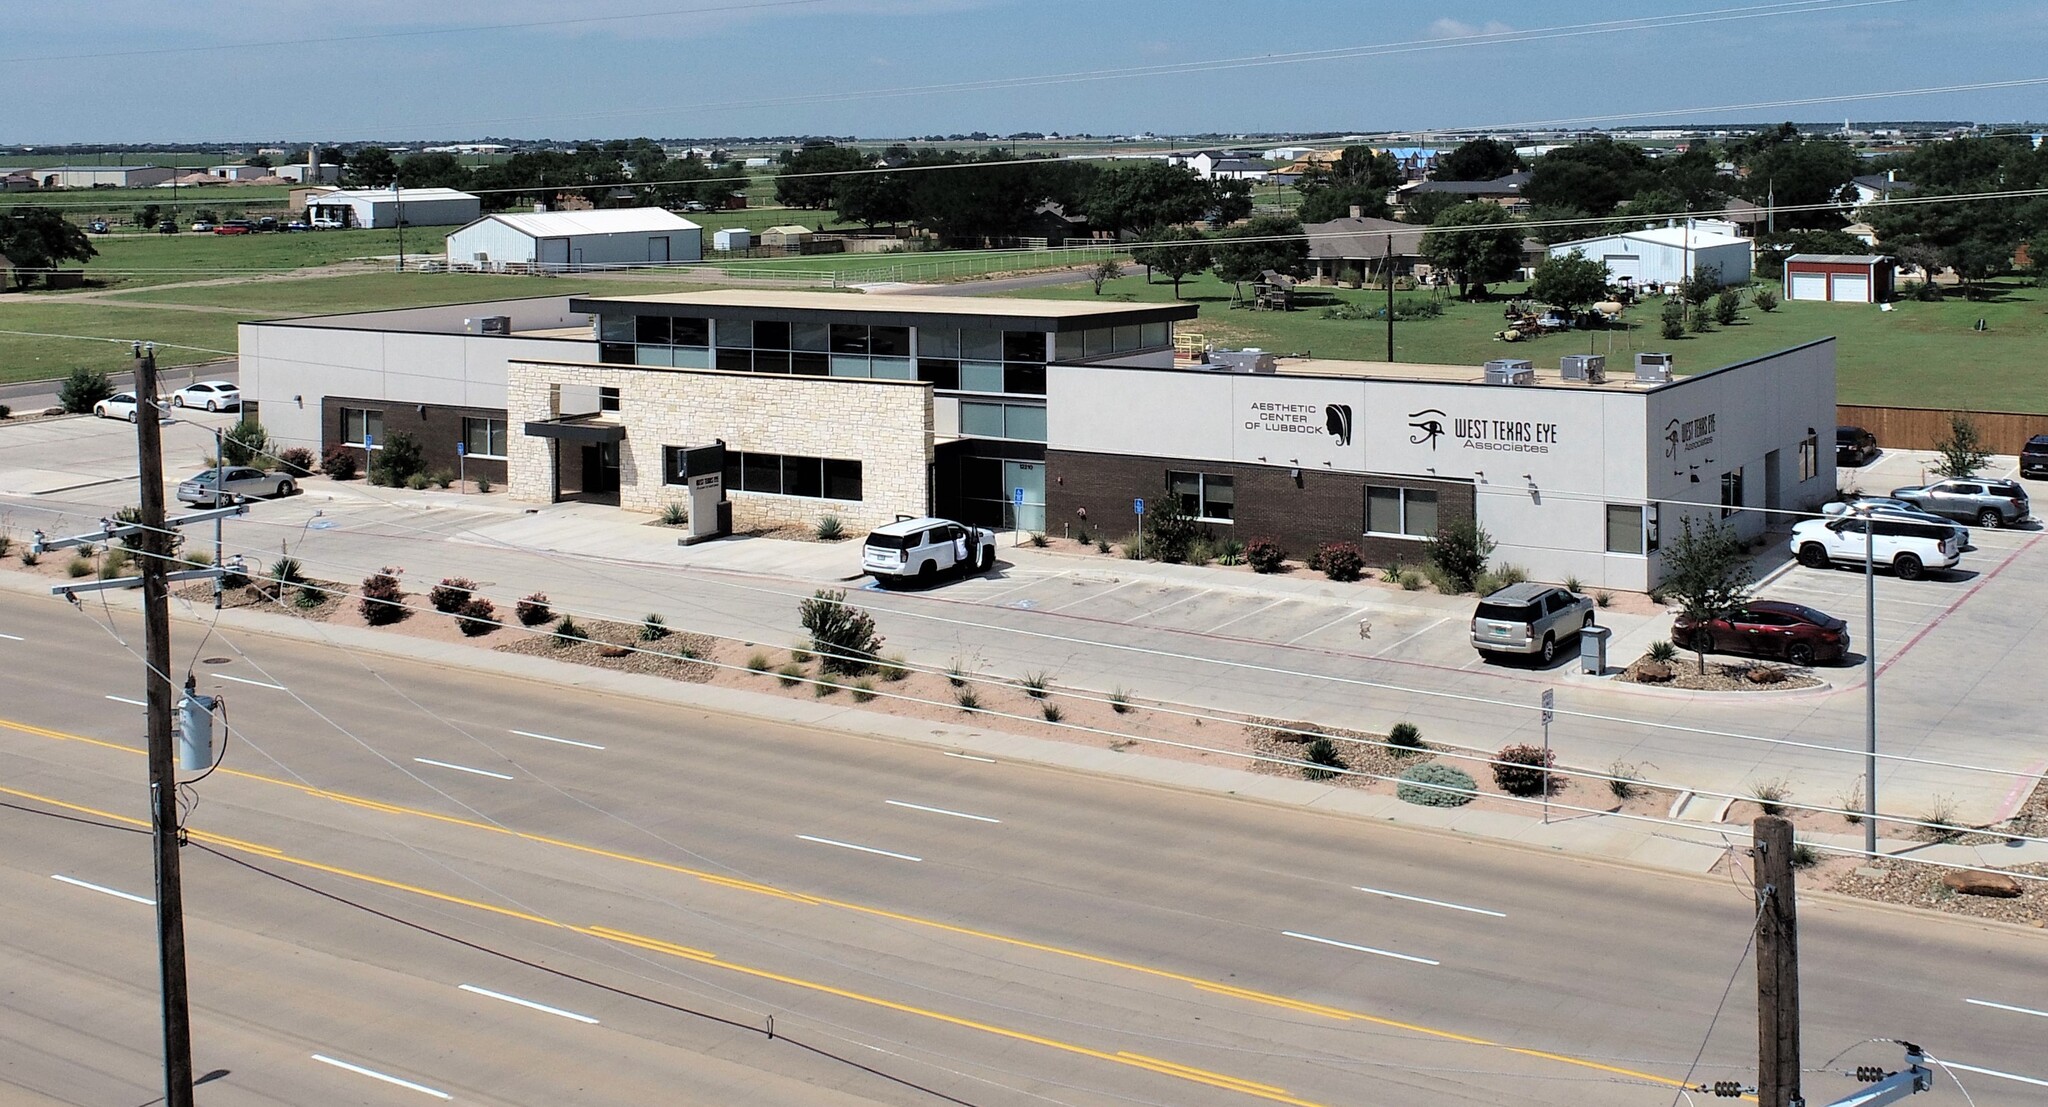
[[22, 227, 415, 291], [1006, 272, 2048, 412], [0, 184, 294, 215]]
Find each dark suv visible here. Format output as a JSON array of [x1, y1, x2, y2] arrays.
[[1889, 477, 2031, 528], [2021, 435, 2048, 479], [1837, 425, 1878, 466]]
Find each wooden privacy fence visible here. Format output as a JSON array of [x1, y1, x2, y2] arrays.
[[1836, 404, 2047, 454]]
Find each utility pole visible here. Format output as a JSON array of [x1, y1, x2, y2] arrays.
[[1385, 233, 1395, 362], [1755, 815, 1802, 1107]]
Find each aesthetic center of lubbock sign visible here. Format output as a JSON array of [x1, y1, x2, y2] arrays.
[[1244, 401, 1354, 446]]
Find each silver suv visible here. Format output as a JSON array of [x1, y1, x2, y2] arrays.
[[1889, 478, 2031, 528], [1471, 583, 1596, 664]]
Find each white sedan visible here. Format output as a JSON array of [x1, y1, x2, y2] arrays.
[[170, 380, 240, 412], [92, 392, 169, 422]]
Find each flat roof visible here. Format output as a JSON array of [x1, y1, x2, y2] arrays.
[[568, 289, 1198, 331], [1270, 356, 1663, 391]]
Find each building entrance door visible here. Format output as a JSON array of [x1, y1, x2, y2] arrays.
[[1764, 448, 1782, 518], [1003, 460, 1044, 533], [570, 442, 621, 503]]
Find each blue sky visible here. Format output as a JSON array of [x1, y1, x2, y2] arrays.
[[9, 0, 2046, 143]]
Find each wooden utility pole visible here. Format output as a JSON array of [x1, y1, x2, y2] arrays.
[[135, 346, 198, 1107], [1754, 815, 1801, 1107], [1384, 233, 1396, 362]]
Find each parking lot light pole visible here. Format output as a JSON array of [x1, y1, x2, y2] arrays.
[[1860, 504, 1878, 855]]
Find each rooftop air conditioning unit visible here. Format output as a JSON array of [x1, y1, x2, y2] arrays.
[[1483, 358, 1535, 386], [467, 315, 512, 336], [1560, 354, 1606, 383], [1210, 348, 1277, 373], [1635, 352, 1673, 382]]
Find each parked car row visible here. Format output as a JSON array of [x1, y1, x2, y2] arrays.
[[92, 380, 241, 421]]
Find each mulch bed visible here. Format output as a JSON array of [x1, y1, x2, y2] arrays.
[[1619, 655, 1824, 692], [495, 617, 718, 683], [1243, 717, 1438, 786]]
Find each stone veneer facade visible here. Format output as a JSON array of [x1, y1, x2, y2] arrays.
[[507, 360, 934, 532]]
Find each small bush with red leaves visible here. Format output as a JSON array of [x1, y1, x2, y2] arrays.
[[456, 596, 497, 637], [321, 444, 359, 481], [429, 576, 479, 613], [359, 567, 407, 625], [276, 446, 316, 477], [1245, 537, 1289, 574], [515, 592, 554, 626], [1311, 541, 1365, 582], [1492, 743, 1556, 796]]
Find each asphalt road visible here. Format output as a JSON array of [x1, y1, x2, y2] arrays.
[[2, 592, 2043, 1106], [0, 359, 236, 414]]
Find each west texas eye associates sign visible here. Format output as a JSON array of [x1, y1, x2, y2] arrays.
[[1407, 408, 1559, 454]]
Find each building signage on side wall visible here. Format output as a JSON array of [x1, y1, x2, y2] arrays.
[[1405, 408, 1559, 454], [1663, 413, 1716, 475], [1242, 400, 1354, 446]]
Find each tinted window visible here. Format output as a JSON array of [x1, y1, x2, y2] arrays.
[[866, 532, 914, 550], [870, 326, 911, 357], [672, 317, 710, 346], [1476, 602, 1537, 621], [635, 315, 671, 344], [753, 320, 790, 350]]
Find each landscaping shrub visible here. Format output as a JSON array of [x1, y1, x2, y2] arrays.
[[850, 678, 877, 703], [221, 418, 268, 467], [1659, 298, 1685, 340], [1215, 538, 1245, 566], [1594, 590, 1613, 608], [276, 446, 316, 477], [1303, 737, 1346, 780], [1608, 760, 1645, 800], [1648, 639, 1678, 663], [59, 368, 113, 414], [1311, 541, 1364, 582], [1020, 671, 1051, 699], [1041, 702, 1063, 723], [428, 577, 478, 613], [320, 445, 359, 481], [775, 663, 805, 688], [1712, 289, 1742, 326], [1142, 495, 1202, 563], [293, 584, 324, 610], [1397, 763, 1477, 807], [66, 555, 92, 578], [1750, 778, 1792, 816], [456, 596, 497, 636], [745, 650, 773, 673], [404, 472, 431, 491], [812, 676, 837, 697], [515, 592, 553, 626], [954, 686, 982, 712], [1473, 564, 1528, 596], [430, 470, 454, 490], [359, 568, 407, 625], [1028, 531, 1049, 548], [815, 514, 844, 541], [1185, 536, 1214, 566], [475, 476, 492, 493], [878, 654, 910, 682], [659, 501, 688, 526], [639, 614, 670, 641], [1245, 537, 1288, 574], [798, 589, 883, 674], [1492, 743, 1556, 796], [1109, 687, 1131, 714], [0, 403, 9, 419], [1095, 538, 1111, 554], [552, 614, 583, 646], [0, 534, 13, 558], [18, 547, 39, 566], [369, 431, 426, 487], [1427, 520, 1495, 594], [1389, 721, 1423, 750], [1752, 288, 1779, 312], [271, 555, 306, 587]]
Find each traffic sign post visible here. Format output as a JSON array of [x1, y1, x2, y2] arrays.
[[1012, 486, 1025, 545], [1540, 689, 1555, 823], [456, 441, 466, 493]]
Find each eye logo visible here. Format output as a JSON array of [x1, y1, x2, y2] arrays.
[[1325, 404, 1353, 446], [1664, 418, 1682, 461], [1408, 408, 1446, 449]]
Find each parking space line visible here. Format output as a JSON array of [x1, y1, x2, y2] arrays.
[[1373, 615, 1453, 658], [1935, 1060, 2048, 1089], [1878, 533, 2042, 679], [1965, 997, 2048, 1020], [52, 874, 154, 906], [1202, 598, 1288, 634], [1041, 577, 1138, 613], [1285, 606, 1370, 646], [104, 695, 145, 707], [214, 673, 287, 691], [1122, 588, 1211, 625], [975, 571, 1066, 604]]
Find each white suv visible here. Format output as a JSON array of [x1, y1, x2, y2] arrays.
[[864, 516, 996, 585], [1791, 515, 1961, 580]]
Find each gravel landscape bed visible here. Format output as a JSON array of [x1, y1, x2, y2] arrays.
[[1619, 657, 1824, 692]]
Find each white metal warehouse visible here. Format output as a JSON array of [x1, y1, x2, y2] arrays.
[[1546, 225, 1753, 287], [305, 187, 482, 229], [444, 208, 704, 271]]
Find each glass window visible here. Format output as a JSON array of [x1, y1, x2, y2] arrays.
[[1403, 489, 1436, 536], [1169, 470, 1202, 516], [634, 314, 671, 345], [671, 317, 710, 347], [1606, 504, 1645, 554], [823, 459, 863, 501], [960, 327, 1004, 361], [921, 327, 961, 358], [341, 407, 384, 448], [791, 322, 830, 352], [918, 359, 960, 390], [790, 351, 828, 376], [960, 401, 1005, 438], [742, 452, 779, 493], [1083, 327, 1113, 357], [753, 320, 790, 350], [870, 326, 911, 358], [599, 314, 634, 342], [1004, 363, 1046, 395], [634, 345, 675, 367], [1141, 321, 1170, 348], [1798, 433, 1819, 481], [829, 323, 869, 354], [599, 387, 620, 413], [868, 357, 914, 380], [716, 348, 752, 373], [462, 417, 507, 458], [1366, 486, 1401, 534], [1003, 331, 1044, 362], [752, 350, 791, 375], [960, 361, 1004, 392], [830, 355, 871, 378], [673, 346, 713, 370], [1053, 331, 1084, 362], [599, 342, 634, 364], [1366, 485, 1434, 536], [1169, 471, 1235, 521], [783, 455, 823, 498], [1113, 324, 1141, 351], [1003, 403, 1046, 442], [714, 318, 752, 348], [1721, 468, 1745, 519], [721, 451, 741, 491]]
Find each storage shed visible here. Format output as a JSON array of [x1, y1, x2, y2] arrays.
[[760, 225, 815, 250], [1783, 254, 1894, 303], [713, 228, 752, 251], [1545, 225, 1752, 287], [445, 207, 703, 271], [305, 187, 481, 229]]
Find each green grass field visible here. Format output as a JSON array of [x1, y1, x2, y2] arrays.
[[1006, 272, 2048, 413]]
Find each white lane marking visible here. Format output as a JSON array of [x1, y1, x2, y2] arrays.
[[413, 757, 514, 781], [1282, 930, 1439, 966], [52, 874, 154, 906], [944, 751, 997, 763], [510, 728, 605, 751], [105, 695, 146, 707], [1285, 605, 1371, 646], [0, 632, 23, 641], [886, 800, 1000, 824], [1041, 577, 1138, 613], [1372, 615, 1454, 658], [796, 835, 922, 862], [460, 984, 599, 1024], [1966, 997, 2048, 1020], [213, 673, 287, 691], [1202, 597, 1288, 634], [1354, 885, 1505, 918], [310, 1054, 452, 1099], [1937, 1060, 2048, 1089], [1122, 587, 1210, 625]]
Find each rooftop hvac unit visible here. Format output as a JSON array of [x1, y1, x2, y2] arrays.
[[1635, 352, 1673, 382], [466, 315, 512, 336], [1482, 358, 1535, 386], [1559, 354, 1606, 383], [1209, 347, 1277, 373]]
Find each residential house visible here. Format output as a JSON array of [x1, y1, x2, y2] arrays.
[[1396, 172, 1532, 210]]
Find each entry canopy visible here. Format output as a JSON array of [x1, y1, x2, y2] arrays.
[[523, 418, 626, 444]]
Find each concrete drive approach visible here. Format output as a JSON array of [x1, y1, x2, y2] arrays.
[[2, 593, 2043, 1106]]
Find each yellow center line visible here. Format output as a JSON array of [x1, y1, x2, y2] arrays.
[[1, 715, 1699, 1093]]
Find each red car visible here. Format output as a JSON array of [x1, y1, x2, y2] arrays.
[[213, 220, 254, 235], [1670, 600, 1850, 667]]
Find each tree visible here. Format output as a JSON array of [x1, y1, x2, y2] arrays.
[[368, 431, 425, 486], [1932, 412, 1992, 478], [1523, 137, 1658, 216], [1209, 179, 1254, 226], [1660, 517, 1754, 674], [396, 151, 470, 189], [1089, 257, 1124, 294], [1753, 228, 1869, 279], [343, 146, 398, 187], [1420, 202, 1523, 298], [132, 203, 165, 228], [1129, 225, 1211, 299], [774, 142, 871, 209], [1210, 215, 1307, 296], [1434, 138, 1524, 182], [1528, 250, 1611, 315], [58, 368, 113, 414], [1400, 189, 1462, 226], [1678, 264, 1724, 309], [1426, 520, 1495, 594], [1299, 185, 1390, 223], [1083, 161, 1213, 236], [222, 418, 269, 468], [243, 153, 273, 169], [0, 207, 96, 288], [1739, 137, 1857, 228]]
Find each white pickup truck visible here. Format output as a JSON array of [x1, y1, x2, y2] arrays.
[[863, 516, 995, 585]]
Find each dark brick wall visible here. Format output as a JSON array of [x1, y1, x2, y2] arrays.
[[1046, 449, 1473, 564], [321, 396, 508, 483]]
